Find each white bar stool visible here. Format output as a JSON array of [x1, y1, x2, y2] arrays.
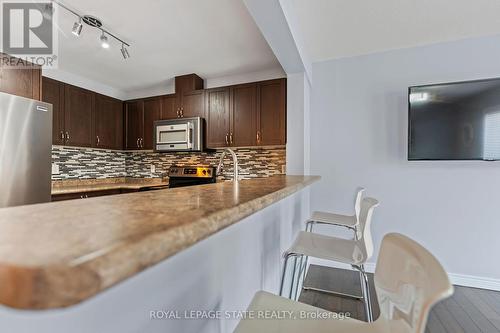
[[306, 187, 365, 234], [234, 233, 454, 333], [280, 197, 379, 321]]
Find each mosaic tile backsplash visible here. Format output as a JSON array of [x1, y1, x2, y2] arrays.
[[52, 146, 286, 181]]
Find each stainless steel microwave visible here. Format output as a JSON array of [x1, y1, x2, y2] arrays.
[[154, 117, 204, 152]]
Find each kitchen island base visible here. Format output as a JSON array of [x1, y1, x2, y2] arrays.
[[0, 187, 311, 333]]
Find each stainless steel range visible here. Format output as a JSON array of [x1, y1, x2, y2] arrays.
[[168, 166, 217, 188]]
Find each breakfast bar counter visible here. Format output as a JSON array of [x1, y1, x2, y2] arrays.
[[0, 175, 319, 313]]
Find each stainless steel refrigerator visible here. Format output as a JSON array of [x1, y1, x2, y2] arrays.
[[0, 92, 52, 208]]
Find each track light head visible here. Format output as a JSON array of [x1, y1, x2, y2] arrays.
[[72, 18, 83, 37], [120, 44, 130, 59], [100, 32, 109, 49]]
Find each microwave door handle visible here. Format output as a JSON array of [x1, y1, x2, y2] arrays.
[[187, 123, 193, 149]]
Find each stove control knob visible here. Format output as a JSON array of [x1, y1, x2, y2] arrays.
[[202, 170, 207, 175]]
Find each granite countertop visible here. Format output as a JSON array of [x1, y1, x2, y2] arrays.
[[51, 178, 168, 195], [0, 175, 319, 310]]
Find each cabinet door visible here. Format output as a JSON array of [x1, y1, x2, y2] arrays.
[[95, 94, 123, 150], [64, 84, 94, 147], [0, 54, 41, 100], [160, 94, 177, 119], [125, 100, 144, 150], [42, 77, 64, 145], [206, 88, 230, 148], [181, 90, 205, 118], [257, 79, 286, 145], [143, 98, 161, 149], [175, 74, 204, 94], [231, 83, 257, 147]]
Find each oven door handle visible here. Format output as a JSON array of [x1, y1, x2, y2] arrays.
[[187, 122, 194, 149]]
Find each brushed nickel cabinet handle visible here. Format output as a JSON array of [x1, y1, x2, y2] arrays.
[[140, 138, 144, 148], [136, 138, 140, 148], [230, 132, 233, 145], [65, 132, 70, 142], [225, 133, 229, 146], [96, 135, 100, 146], [180, 108, 184, 118], [60, 131, 64, 142], [176, 108, 180, 117], [256, 131, 260, 144]]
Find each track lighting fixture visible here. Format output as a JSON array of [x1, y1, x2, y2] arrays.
[[52, 0, 131, 58], [72, 17, 83, 37], [121, 44, 130, 59], [100, 32, 110, 49]]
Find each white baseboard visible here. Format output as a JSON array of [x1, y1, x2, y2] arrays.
[[448, 273, 500, 291], [308, 258, 500, 292]]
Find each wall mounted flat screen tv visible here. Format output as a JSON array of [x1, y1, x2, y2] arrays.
[[409, 78, 500, 161]]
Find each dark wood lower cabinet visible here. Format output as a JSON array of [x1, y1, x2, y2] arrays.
[[51, 189, 129, 202]]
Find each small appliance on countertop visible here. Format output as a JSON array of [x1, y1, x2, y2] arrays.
[[168, 165, 217, 188]]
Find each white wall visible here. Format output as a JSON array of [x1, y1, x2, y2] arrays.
[[43, 69, 127, 100], [286, 72, 311, 175], [310, 34, 500, 289], [45, 67, 285, 101]]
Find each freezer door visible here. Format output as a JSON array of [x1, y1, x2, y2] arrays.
[[0, 92, 52, 208]]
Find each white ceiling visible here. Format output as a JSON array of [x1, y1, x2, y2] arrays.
[[283, 0, 500, 63], [53, 0, 282, 94]]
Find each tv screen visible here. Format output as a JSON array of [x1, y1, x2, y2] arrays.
[[408, 78, 500, 161]]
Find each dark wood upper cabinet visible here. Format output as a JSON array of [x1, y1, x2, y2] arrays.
[[95, 94, 123, 150], [160, 94, 177, 119], [179, 90, 205, 118], [143, 97, 161, 149], [64, 85, 94, 147], [175, 74, 204, 94], [231, 83, 257, 147], [206, 87, 231, 148], [42, 77, 64, 145], [257, 79, 286, 146], [0, 53, 41, 100], [125, 100, 144, 150]]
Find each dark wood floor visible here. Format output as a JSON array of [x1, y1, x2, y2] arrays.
[[299, 265, 500, 333]]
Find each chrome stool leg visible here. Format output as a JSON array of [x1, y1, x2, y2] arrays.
[[279, 253, 293, 297], [355, 264, 373, 322]]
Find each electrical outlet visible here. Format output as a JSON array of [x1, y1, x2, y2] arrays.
[[52, 163, 60, 175], [150, 164, 156, 174]]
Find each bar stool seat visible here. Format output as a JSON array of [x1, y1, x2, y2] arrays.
[[235, 291, 373, 333], [306, 187, 364, 233], [309, 211, 357, 228], [288, 231, 367, 265]]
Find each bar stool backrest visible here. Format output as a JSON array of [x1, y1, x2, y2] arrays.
[[354, 187, 366, 223], [374, 233, 453, 333], [356, 197, 379, 259]]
